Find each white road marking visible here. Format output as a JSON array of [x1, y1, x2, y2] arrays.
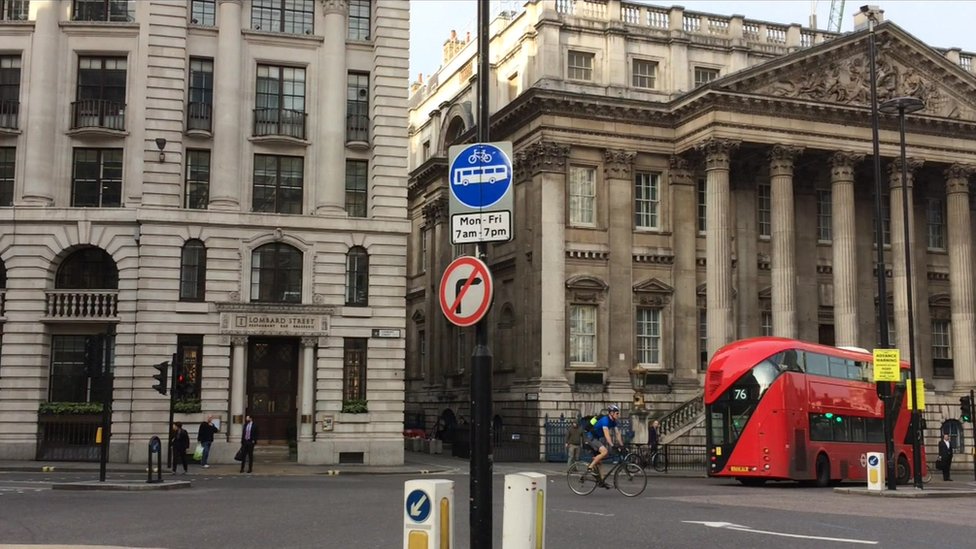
[[554, 508, 615, 517], [682, 521, 878, 545]]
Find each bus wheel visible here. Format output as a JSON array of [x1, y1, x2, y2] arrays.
[[815, 454, 831, 487], [737, 477, 766, 487], [896, 454, 911, 485]]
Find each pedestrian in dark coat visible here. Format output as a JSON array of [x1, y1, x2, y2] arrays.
[[938, 433, 954, 481], [171, 422, 190, 474]]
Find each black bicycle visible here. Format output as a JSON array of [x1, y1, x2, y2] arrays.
[[566, 447, 647, 497], [626, 443, 667, 472]]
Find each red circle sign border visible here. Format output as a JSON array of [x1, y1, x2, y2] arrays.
[[438, 256, 494, 327]]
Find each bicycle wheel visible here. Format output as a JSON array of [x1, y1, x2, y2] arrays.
[[567, 461, 597, 495], [614, 462, 647, 497], [652, 451, 667, 473]]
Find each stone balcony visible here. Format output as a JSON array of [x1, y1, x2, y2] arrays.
[[43, 290, 119, 322]]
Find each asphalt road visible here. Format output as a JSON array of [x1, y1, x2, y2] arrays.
[[0, 470, 973, 548]]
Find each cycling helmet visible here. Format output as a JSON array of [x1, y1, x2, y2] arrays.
[[607, 404, 620, 413]]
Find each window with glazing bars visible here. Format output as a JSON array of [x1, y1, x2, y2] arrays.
[[190, 0, 215, 25], [348, 0, 370, 40], [761, 310, 773, 336], [932, 319, 951, 359], [567, 50, 593, 81], [697, 177, 706, 233], [569, 166, 595, 225], [632, 59, 657, 89], [757, 182, 770, 238], [816, 189, 832, 242], [0, 1, 28, 21], [179, 240, 206, 301], [694, 66, 719, 87], [185, 150, 210, 209], [636, 308, 661, 365], [634, 172, 659, 229], [343, 338, 367, 401], [698, 308, 707, 370], [251, 0, 313, 34], [250, 242, 302, 303], [0, 147, 13, 206], [71, 148, 122, 207], [255, 65, 306, 139], [252, 154, 303, 214], [345, 159, 367, 217], [347, 72, 369, 142], [345, 246, 369, 306], [569, 304, 596, 363], [72, 0, 132, 22], [75, 57, 126, 130], [187, 58, 213, 131], [927, 198, 945, 249]]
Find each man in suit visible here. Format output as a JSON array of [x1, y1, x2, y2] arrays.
[[171, 422, 190, 475], [240, 415, 257, 474], [938, 433, 953, 481]]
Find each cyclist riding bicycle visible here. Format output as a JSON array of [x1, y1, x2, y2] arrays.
[[586, 405, 625, 484]]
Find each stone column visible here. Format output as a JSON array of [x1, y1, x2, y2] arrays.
[[888, 158, 923, 361], [669, 156, 699, 384], [315, 0, 349, 214], [945, 165, 976, 386], [20, 0, 59, 205], [830, 152, 864, 346], [605, 150, 636, 383], [230, 336, 248, 440], [300, 337, 317, 441], [210, 0, 244, 210], [695, 138, 739, 358], [515, 142, 570, 382], [769, 145, 802, 338]]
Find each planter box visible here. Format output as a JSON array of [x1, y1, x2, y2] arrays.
[[337, 412, 370, 424]]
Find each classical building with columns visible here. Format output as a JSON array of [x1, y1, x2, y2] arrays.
[[0, 0, 409, 465], [406, 1, 976, 460]]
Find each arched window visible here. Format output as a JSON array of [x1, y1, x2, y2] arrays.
[[345, 246, 369, 306], [180, 239, 206, 301], [56, 247, 118, 289], [250, 243, 302, 303]]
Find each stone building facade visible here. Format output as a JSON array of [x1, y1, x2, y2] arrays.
[[406, 0, 976, 458], [0, 0, 409, 465]]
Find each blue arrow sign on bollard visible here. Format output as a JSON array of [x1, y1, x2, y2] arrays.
[[405, 488, 432, 523]]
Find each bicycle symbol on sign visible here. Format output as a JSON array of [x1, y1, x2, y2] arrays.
[[468, 147, 493, 164]]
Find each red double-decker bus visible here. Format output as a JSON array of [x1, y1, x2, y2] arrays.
[[705, 337, 923, 486]]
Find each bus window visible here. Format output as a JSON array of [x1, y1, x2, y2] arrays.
[[805, 352, 829, 376], [865, 418, 884, 442], [849, 416, 867, 441], [828, 357, 848, 379], [810, 414, 833, 441]]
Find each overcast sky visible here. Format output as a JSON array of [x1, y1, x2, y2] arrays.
[[409, 0, 976, 80]]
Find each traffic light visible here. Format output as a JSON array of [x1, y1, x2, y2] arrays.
[[152, 361, 169, 395], [172, 352, 187, 400], [83, 335, 105, 378], [961, 396, 973, 423]]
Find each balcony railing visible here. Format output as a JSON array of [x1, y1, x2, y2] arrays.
[[187, 101, 213, 132], [0, 99, 16, 130], [346, 113, 369, 143], [45, 290, 119, 320], [71, 99, 126, 131], [252, 107, 307, 140]]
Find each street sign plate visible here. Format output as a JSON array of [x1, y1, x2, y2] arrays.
[[448, 142, 514, 244], [872, 348, 901, 382], [451, 211, 511, 244], [438, 256, 493, 327]]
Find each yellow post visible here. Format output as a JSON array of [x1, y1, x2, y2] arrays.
[[95, 427, 103, 444]]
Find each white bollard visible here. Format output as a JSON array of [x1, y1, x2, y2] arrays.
[[866, 452, 885, 491], [502, 472, 546, 549], [404, 479, 454, 549]]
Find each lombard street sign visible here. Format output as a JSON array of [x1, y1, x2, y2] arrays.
[[217, 304, 332, 336]]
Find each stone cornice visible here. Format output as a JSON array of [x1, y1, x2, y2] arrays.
[[408, 157, 448, 197], [215, 302, 335, 315]]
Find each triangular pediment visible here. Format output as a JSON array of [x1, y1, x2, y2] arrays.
[[565, 274, 608, 292], [711, 22, 976, 122], [633, 277, 674, 295]]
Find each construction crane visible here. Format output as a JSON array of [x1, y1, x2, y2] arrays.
[[827, 0, 845, 32]]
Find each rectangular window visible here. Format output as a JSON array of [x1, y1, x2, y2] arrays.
[[932, 319, 951, 359], [507, 73, 519, 101], [74, 57, 127, 131], [817, 189, 832, 242], [632, 59, 657, 89], [49, 335, 114, 403], [569, 166, 596, 226], [636, 308, 661, 365], [1, 1, 29, 21], [881, 191, 891, 246], [72, 148, 123, 207], [761, 310, 773, 336], [347, 72, 369, 142], [569, 304, 597, 363], [255, 64, 306, 139], [927, 198, 945, 250], [72, 0, 132, 22], [252, 154, 304, 214], [348, 0, 370, 40], [757, 182, 770, 238], [698, 308, 707, 370], [694, 67, 719, 87], [420, 228, 428, 273], [342, 338, 367, 402], [567, 50, 594, 81], [345, 159, 368, 217], [0, 55, 21, 130], [634, 172, 659, 230], [251, 0, 314, 34], [190, 0, 216, 25], [187, 57, 214, 132], [185, 150, 210, 209], [697, 177, 706, 234], [176, 335, 203, 400], [0, 147, 13, 206]]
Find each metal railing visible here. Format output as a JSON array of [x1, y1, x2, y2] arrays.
[[0, 99, 19, 129], [659, 390, 704, 438], [346, 113, 369, 143], [656, 443, 707, 474], [252, 107, 307, 139], [36, 414, 102, 461], [71, 99, 126, 131], [186, 101, 212, 132], [44, 290, 119, 319]]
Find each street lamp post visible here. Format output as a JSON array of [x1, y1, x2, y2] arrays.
[[879, 95, 925, 490]]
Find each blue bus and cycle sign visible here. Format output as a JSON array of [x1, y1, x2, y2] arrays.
[[448, 142, 514, 244]]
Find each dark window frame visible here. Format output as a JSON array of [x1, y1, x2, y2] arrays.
[[74, 56, 127, 131], [179, 239, 207, 302], [250, 242, 302, 303], [345, 246, 369, 306], [187, 57, 214, 131], [0, 55, 21, 130], [342, 338, 367, 402], [346, 72, 369, 142], [345, 159, 367, 217], [347, 0, 370, 40], [72, 0, 133, 22], [190, 0, 216, 25], [71, 148, 123, 208], [254, 64, 307, 139], [184, 149, 210, 209], [251, 154, 304, 214], [176, 334, 204, 401], [0, 1, 29, 21], [250, 0, 314, 34], [55, 247, 119, 290], [0, 146, 13, 206]]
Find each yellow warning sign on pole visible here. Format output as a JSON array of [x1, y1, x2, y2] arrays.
[[872, 349, 901, 382], [906, 378, 925, 410]]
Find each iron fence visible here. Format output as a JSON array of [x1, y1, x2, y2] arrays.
[[36, 414, 102, 461]]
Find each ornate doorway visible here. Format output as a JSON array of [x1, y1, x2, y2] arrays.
[[246, 337, 299, 443]]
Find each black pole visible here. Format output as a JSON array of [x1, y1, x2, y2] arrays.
[[866, 14, 897, 491], [165, 357, 176, 470], [470, 2, 493, 548], [970, 389, 975, 482], [893, 107, 923, 489], [98, 375, 110, 482]]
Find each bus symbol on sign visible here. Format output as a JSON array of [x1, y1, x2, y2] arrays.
[[449, 143, 512, 210]]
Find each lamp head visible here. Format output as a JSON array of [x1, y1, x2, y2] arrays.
[[155, 137, 166, 151], [879, 96, 925, 115]]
